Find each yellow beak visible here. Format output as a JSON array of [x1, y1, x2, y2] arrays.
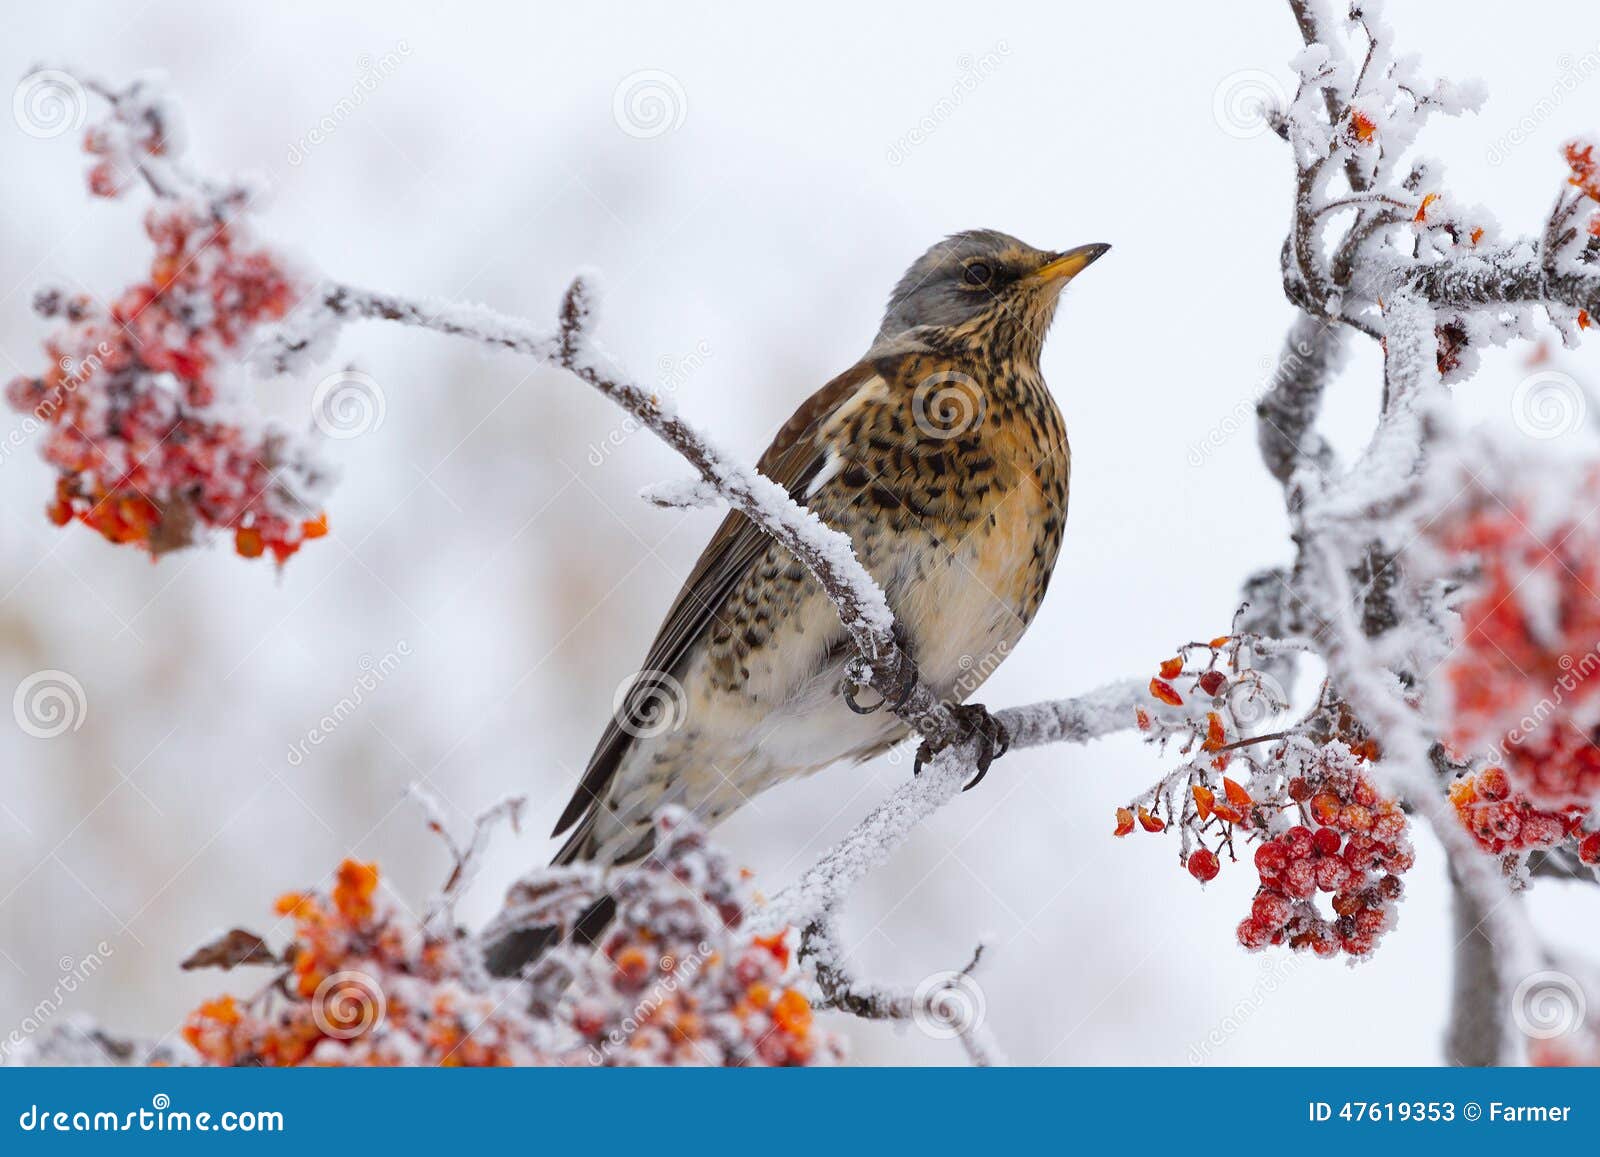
[[1030, 242, 1112, 284]]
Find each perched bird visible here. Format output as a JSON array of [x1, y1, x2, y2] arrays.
[[486, 230, 1107, 972]]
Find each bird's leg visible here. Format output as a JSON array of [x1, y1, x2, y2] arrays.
[[882, 632, 921, 713], [842, 625, 920, 715], [913, 702, 1010, 790]]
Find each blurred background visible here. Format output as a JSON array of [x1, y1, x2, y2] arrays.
[[0, 0, 1597, 1065]]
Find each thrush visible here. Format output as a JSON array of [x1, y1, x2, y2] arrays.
[[486, 231, 1107, 973], [556, 226, 1108, 857]]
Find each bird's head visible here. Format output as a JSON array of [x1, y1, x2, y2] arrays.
[[873, 229, 1110, 363]]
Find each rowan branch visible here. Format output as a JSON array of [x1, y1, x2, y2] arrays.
[[799, 915, 1005, 1067], [272, 276, 1207, 1059], [1401, 250, 1600, 318], [1251, 0, 1600, 1064], [288, 279, 968, 751]]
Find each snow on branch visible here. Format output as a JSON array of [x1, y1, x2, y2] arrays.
[[1231, 0, 1600, 1063], [15, 7, 1600, 1067], [281, 278, 984, 757]]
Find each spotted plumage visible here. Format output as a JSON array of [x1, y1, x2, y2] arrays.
[[552, 231, 1108, 868]]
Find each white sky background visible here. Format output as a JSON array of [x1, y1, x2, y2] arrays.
[[0, 0, 1597, 1065]]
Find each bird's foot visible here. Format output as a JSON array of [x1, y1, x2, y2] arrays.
[[913, 702, 1010, 790], [842, 639, 920, 716]]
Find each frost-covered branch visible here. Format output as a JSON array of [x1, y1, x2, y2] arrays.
[[762, 679, 1179, 931], [1403, 250, 1600, 319], [18, 25, 1600, 1067], [1256, 312, 1345, 487], [1247, 0, 1600, 1064], [286, 279, 970, 756], [799, 917, 1005, 1067]]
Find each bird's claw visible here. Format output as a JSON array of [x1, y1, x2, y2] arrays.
[[912, 702, 1010, 789], [842, 646, 920, 716]]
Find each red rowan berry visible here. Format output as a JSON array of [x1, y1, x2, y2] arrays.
[[1187, 848, 1221, 882]]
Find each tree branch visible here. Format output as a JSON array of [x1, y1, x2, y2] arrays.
[[297, 279, 964, 750], [799, 916, 1005, 1067], [1256, 311, 1346, 487], [1401, 251, 1600, 318], [1445, 868, 1509, 1067], [286, 279, 1200, 1061]]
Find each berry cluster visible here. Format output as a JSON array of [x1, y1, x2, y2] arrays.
[[1122, 643, 1283, 859], [183, 857, 533, 1066], [1434, 486, 1600, 809], [1238, 748, 1413, 958], [6, 76, 334, 563], [554, 812, 837, 1066], [1122, 643, 1413, 961], [182, 810, 841, 1067], [1449, 767, 1597, 861]]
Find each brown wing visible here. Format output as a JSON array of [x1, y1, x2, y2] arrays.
[[550, 358, 883, 844]]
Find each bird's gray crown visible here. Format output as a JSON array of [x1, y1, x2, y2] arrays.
[[874, 229, 1051, 345]]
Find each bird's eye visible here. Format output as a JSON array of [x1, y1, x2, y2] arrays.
[[962, 261, 993, 287]]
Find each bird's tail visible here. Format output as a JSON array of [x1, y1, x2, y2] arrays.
[[479, 813, 625, 979]]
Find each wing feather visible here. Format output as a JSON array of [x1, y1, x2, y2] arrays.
[[550, 359, 884, 844]]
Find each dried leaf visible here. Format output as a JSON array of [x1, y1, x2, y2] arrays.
[[1149, 678, 1183, 707], [180, 927, 279, 971]]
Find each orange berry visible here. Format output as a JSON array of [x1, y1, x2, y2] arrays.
[[1311, 791, 1342, 825], [614, 946, 651, 986], [753, 930, 790, 970], [773, 988, 812, 1034], [332, 858, 379, 922]]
